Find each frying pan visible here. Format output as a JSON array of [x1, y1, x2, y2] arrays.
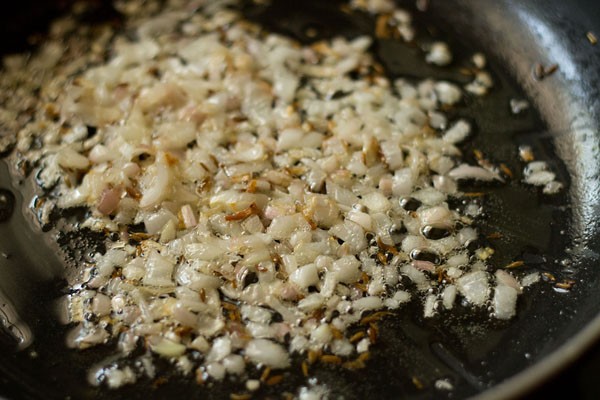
[[0, 0, 599, 399]]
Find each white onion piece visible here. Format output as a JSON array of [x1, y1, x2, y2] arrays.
[[150, 338, 186, 358], [207, 337, 232, 363], [424, 294, 437, 318], [493, 286, 518, 320], [418, 205, 453, 226], [412, 260, 436, 272], [287, 262, 317, 287], [297, 294, 325, 313], [495, 270, 522, 293], [331, 256, 362, 284], [457, 271, 490, 306], [434, 82, 462, 105], [521, 272, 541, 288], [180, 204, 197, 229], [426, 42, 452, 66], [353, 296, 383, 313], [448, 164, 501, 181], [443, 120, 471, 144], [139, 154, 172, 208], [310, 324, 333, 345], [97, 187, 122, 215], [143, 251, 175, 287], [525, 171, 556, 186], [144, 209, 177, 235], [57, 147, 90, 170], [206, 363, 226, 381], [441, 285, 457, 309], [245, 339, 290, 369]]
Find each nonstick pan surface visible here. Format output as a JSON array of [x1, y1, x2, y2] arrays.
[[0, 1, 599, 399]]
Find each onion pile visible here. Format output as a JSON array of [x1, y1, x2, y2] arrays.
[[2, 0, 548, 394]]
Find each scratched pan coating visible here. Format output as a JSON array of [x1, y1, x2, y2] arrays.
[[0, 0, 599, 399]]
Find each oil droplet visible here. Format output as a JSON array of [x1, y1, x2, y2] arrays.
[[0, 188, 15, 223]]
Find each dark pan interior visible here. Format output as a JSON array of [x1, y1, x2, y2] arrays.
[[1, 0, 599, 399]]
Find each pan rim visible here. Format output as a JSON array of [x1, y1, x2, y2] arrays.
[[473, 312, 600, 400]]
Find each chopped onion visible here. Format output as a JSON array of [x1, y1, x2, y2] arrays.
[[245, 339, 290, 369], [12, 0, 542, 389]]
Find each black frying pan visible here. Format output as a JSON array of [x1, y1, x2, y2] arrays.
[[0, 0, 599, 399]]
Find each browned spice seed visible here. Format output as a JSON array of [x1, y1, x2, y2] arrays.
[[587, 31, 598, 44], [225, 203, 260, 221], [534, 63, 559, 80], [463, 192, 486, 198], [358, 352, 371, 363], [287, 166, 306, 176], [458, 67, 474, 76], [412, 376, 424, 390], [199, 288, 206, 302], [311, 41, 330, 55], [542, 272, 557, 281], [500, 163, 514, 178], [339, 3, 352, 14], [342, 360, 365, 370], [555, 279, 576, 290], [534, 63, 545, 80], [473, 149, 484, 160], [519, 148, 535, 162], [129, 232, 151, 241], [110, 269, 122, 279], [377, 252, 388, 265], [301, 361, 309, 377], [196, 177, 212, 193], [308, 349, 321, 365], [360, 311, 392, 325], [231, 115, 248, 123], [311, 309, 325, 321], [354, 282, 368, 292], [195, 369, 205, 385], [229, 309, 241, 322], [304, 214, 318, 230], [246, 179, 258, 193], [321, 354, 343, 365], [256, 264, 269, 273], [544, 64, 559, 76], [231, 174, 252, 185], [164, 152, 179, 166], [45, 103, 60, 120], [437, 269, 446, 283], [505, 260, 525, 269], [487, 232, 504, 240], [222, 302, 238, 311], [327, 119, 336, 132], [377, 238, 398, 255], [230, 394, 251, 400], [174, 326, 193, 337], [330, 326, 344, 340], [266, 375, 284, 386], [343, 353, 370, 370], [151, 376, 168, 388], [260, 366, 271, 382], [304, 27, 318, 38], [361, 272, 370, 284], [375, 14, 392, 39], [368, 323, 378, 343], [349, 331, 366, 343]]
